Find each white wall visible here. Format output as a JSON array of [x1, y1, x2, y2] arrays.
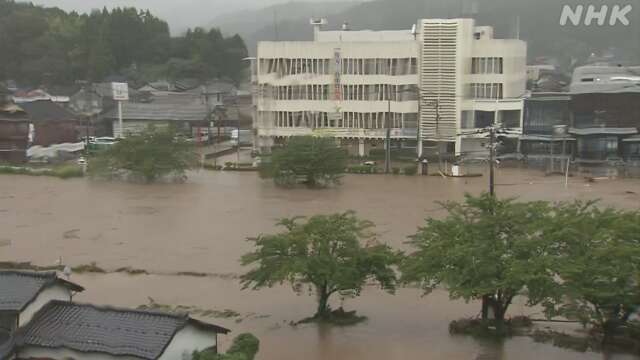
[[19, 285, 70, 327], [158, 324, 217, 360], [18, 346, 142, 360]]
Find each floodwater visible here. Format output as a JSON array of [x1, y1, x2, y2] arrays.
[[1, 169, 639, 360]]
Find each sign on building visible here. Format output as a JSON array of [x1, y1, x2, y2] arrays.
[[333, 48, 342, 101], [111, 83, 129, 101]]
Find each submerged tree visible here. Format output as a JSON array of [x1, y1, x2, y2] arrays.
[[240, 212, 399, 319], [541, 202, 640, 342], [89, 125, 198, 183], [402, 193, 557, 324], [260, 136, 348, 188]]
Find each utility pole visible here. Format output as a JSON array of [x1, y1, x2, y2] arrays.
[[489, 126, 496, 196], [385, 98, 391, 174]]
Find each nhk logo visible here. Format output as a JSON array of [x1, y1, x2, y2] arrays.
[[560, 4, 633, 26]]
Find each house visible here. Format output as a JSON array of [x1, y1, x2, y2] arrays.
[[0, 271, 84, 335], [0, 103, 30, 162], [17, 100, 80, 147], [8, 301, 230, 360], [0, 271, 231, 360]]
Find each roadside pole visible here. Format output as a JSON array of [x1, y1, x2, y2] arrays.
[[489, 126, 496, 196], [117, 100, 123, 138], [385, 98, 391, 174]]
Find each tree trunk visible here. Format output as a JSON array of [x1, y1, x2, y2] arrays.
[[315, 285, 330, 318], [481, 295, 491, 320]]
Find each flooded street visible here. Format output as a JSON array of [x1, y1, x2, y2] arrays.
[[1, 170, 640, 359]]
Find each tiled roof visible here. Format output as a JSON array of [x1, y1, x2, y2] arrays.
[[17, 100, 78, 122], [0, 271, 84, 312], [16, 301, 229, 360], [103, 102, 209, 122]]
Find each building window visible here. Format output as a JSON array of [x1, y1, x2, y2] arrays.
[[470, 83, 503, 99], [472, 57, 503, 74]]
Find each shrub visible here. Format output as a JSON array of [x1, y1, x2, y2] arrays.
[[403, 165, 418, 176], [392, 167, 401, 175]]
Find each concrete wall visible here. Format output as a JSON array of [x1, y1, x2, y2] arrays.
[[158, 324, 217, 360], [19, 285, 71, 327]]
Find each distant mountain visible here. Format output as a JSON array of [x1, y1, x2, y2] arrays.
[[214, 0, 640, 68], [28, 0, 335, 34], [210, 1, 364, 55]]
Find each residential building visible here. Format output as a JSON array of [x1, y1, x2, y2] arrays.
[[18, 100, 80, 146], [254, 18, 527, 157], [0, 103, 30, 163], [0, 271, 230, 360], [7, 301, 230, 360], [0, 271, 84, 335], [569, 65, 640, 162]]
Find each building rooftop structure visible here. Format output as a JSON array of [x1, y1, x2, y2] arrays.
[[570, 65, 640, 94]]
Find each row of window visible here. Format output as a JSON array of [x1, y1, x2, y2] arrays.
[[341, 58, 417, 76], [470, 83, 504, 99], [260, 58, 332, 76], [264, 111, 418, 130], [261, 84, 419, 102], [259, 58, 418, 77], [471, 57, 504, 74]]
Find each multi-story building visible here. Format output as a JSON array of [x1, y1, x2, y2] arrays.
[[254, 18, 527, 157]]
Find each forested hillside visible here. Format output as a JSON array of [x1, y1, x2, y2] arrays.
[[0, 0, 248, 86], [214, 0, 640, 69]]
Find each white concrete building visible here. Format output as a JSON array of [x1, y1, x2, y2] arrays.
[[254, 18, 527, 157]]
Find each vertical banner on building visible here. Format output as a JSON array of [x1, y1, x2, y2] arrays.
[[333, 48, 342, 101]]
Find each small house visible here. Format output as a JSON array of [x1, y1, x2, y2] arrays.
[[9, 301, 230, 360], [0, 104, 30, 162], [0, 271, 84, 335], [17, 100, 81, 146]]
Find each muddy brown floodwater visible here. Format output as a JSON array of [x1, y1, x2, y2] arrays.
[[1, 169, 639, 360]]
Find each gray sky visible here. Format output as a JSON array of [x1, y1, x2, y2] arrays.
[[29, 0, 328, 34]]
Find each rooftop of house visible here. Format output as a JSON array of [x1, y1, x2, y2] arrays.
[[0, 271, 84, 312], [14, 300, 229, 360], [17, 100, 79, 123], [103, 101, 210, 122], [571, 65, 640, 94]]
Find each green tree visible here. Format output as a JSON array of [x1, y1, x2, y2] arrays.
[[402, 193, 556, 324], [261, 136, 348, 188], [240, 212, 399, 319], [89, 125, 198, 183], [541, 202, 640, 342], [192, 333, 259, 360]]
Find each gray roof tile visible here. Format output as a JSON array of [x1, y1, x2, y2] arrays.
[[16, 301, 229, 360], [0, 271, 83, 312]]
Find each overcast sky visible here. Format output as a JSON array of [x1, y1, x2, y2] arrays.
[[29, 0, 329, 34]]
